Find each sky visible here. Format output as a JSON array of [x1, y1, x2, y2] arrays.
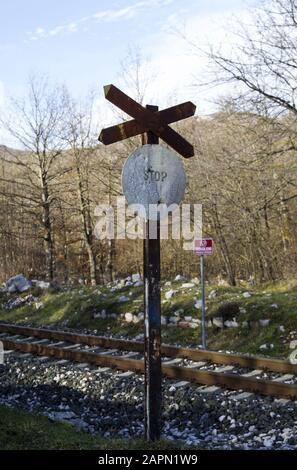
[[0, 0, 261, 144]]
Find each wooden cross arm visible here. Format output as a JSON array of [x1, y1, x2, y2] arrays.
[[101, 84, 195, 158], [99, 101, 196, 145]]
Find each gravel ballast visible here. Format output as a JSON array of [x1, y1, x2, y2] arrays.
[[0, 352, 297, 449]]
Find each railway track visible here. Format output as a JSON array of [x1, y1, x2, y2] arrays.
[[0, 322, 297, 400]]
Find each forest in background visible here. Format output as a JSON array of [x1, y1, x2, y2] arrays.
[[1, 100, 297, 286], [1, 0, 297, 287]]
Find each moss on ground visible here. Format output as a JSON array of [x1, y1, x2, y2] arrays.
[[0, 280, 296, 358]]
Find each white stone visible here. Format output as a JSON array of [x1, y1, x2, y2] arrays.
[[161, 315, 167, 325], [218, 415, 226, 422], [263, 438, 275, 448], [119, 295, 129, 302], [239, 307, 247, 314], [208, 289, 217, 299], [132, 315, 140, 323], [242, 292, 252, 298], [132, 273, 141, 283], [164, 281, 171, 287], [175, 274, 186, 282], [101, 309, 106, 319], [224, 320, 239, 328], [184, 316, 192, 322], [182, 283, 195, 289], [217, 278, 229, 287], [289, 340, 297, 349], [259, 319, 270, 327], [169, 316, 179, 324], [49, 411, 76, 421], [34, 280, 50, 289], [271, 303, 278, 309], [279, 325, 285, 333], [213, 317, 223, 328], [35, 301, 44, 310], [6, 274, 32, 293], [134, 280, 143, 287], [165, 290, 176, 300], [194, 299, 202, 309], [137, 312, 144, 320], [125, 312, 134, 323], [259, 343, 268, 350], [174, 308, 184, 316]]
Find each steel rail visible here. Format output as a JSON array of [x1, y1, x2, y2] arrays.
[[1, 336, 297, 399], [0, 322, 296, 374]]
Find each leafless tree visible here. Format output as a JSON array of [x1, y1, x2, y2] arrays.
[[204, 0, 297, 117], [63, 92, 100, 285], [0, 75, 68, 280]]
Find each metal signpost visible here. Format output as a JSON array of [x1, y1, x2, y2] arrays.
[[99, 84, 195, 441], [194, 239, 214, 349]]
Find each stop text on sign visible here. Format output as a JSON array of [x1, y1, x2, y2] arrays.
[[144, 169, 168, 183]]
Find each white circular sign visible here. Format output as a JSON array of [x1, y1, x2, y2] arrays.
[[122, 144, 186, 220]]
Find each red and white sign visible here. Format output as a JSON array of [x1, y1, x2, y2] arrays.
[[194, 238, 214, 256]]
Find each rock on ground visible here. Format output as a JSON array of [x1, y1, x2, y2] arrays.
[[175, 274, 186, 282], [242, 292, 252, 298], [165, 290, 176, 300], [1, 353, 297, 449], [6, 274, 32, 293]]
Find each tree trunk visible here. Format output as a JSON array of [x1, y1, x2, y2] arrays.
[[41, 179, 54, 281], [76, 163, 97, 286], [212, 205, 236, 286]]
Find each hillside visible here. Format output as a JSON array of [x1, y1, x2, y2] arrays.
[[1, 276, 297, 358]]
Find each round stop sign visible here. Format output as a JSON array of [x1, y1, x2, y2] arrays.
[[122, 144, 186, 220]]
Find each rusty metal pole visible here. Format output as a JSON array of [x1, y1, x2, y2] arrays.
[[142, 104, 162, 441]]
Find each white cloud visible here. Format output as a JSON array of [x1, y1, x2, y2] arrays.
[[27, 0, 175, 41], [133, 3, 255, 115], [94, 3, 256, 128]]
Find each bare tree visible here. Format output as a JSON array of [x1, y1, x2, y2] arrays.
[[63, 92, 100, 285], [0, 75, 68, 280], [204, 0, 297, 117]]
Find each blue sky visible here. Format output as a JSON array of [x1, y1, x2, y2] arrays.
[[0, 0, 260, 142]]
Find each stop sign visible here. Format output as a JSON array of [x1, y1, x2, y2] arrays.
[[122, 144, 186, 220]]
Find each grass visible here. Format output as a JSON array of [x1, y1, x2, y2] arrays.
[[0, 405, 186, 450], [0, 279, 297, 358], [0, 281, 296, 450]]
